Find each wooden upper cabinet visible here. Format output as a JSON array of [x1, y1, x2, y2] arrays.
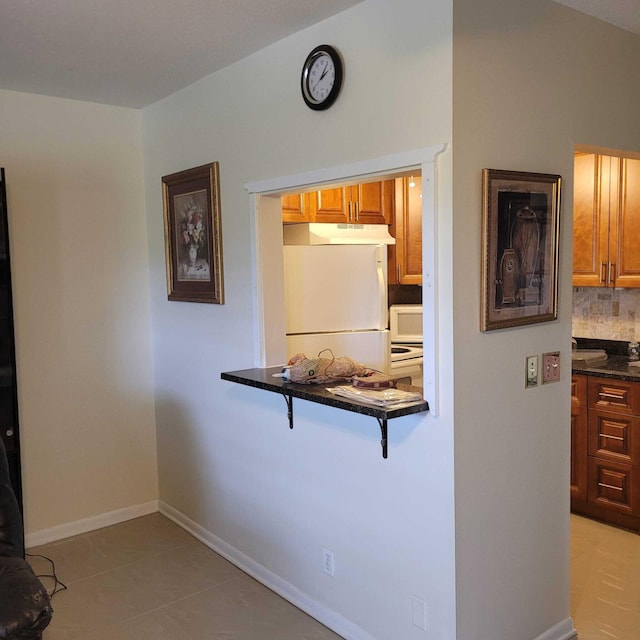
[[281, 193, 311, 223], [308, 187, 349, 223], [284, 181, 394, 224], [388, 176, 422, 285], [615, 158, 640, 287], [573, 153, 640, 288], [351, 182, 394, 225], [572, 153, 603, 286]]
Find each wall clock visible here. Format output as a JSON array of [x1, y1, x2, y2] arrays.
[[300, 45, 343, 110]]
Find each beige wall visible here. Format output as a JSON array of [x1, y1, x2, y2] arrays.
[[453, 1, 640, 638], [143, 1, 456, 638], [0, 89, 158, 537]]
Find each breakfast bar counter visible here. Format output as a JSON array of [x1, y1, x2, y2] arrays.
[[221, 366, 428, 459]]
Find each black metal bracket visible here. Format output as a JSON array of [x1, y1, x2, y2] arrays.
[[376, 417, 388, 459], [281, 391, 294, 429], [283, 390, 388, 457]]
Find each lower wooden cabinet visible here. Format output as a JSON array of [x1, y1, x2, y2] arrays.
[[571, 374, 640, 530], [570, 375, 588, 506]]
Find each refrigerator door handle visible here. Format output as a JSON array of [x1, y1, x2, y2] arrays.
[[376, 246, 386, 330]]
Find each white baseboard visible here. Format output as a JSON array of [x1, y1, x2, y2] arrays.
[[25, 500, 159, 548], [533, 618, 577, 640], [159, 501, 377, 640]]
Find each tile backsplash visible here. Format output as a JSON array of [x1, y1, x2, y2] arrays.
[[572, 287, 640, 340]]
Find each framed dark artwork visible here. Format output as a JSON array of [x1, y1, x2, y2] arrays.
[[162, 163, 224, 304], [481, 169, 561, 331]]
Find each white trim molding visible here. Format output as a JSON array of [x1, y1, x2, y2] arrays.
[[159, 501, 378, 640], [25, 500, 159, 548], [533, 618, 577, 640]]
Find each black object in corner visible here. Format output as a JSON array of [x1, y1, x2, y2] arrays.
[[0, 169, 22, 512]]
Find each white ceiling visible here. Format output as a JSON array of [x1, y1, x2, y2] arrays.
[[0, 0, 365, 108], [0, 0, 638, 109]]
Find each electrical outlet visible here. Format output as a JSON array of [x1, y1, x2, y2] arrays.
[[526, 355, 538, 388], [322, 547, 335, 577], [542, 351, 560, 384]]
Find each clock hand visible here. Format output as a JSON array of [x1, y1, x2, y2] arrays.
[[312, 62, 329, 90]]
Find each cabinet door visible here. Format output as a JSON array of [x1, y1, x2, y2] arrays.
[[587, 410, 636, 463], [571, 375, 588, 508], [352, 181, 394, 225], [572, 153, 606, 286], [571, 373, 587, 406], [587, 457, 636, 516], [571, 403, 588, 505], [613, 157, 640, 287], [390, 176, 422, 285], [588, 376, 640, 415], [309, 187, 349, 223], [282, 193, 310, 223]]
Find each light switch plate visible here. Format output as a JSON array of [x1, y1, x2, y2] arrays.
[[542, 351, 560, 384], [526, 355, 538, 388]]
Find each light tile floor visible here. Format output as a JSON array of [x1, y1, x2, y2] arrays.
[[27, 513, 342, 640], [571, 514, 640, 640], [26, 511, 640, 640]]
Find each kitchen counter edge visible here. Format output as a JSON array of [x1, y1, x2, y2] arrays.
[[220, 366, 428, 419], [572, 355, 640, 382]]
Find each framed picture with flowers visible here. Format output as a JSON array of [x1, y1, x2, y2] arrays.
[[162, 162, 224, 304]]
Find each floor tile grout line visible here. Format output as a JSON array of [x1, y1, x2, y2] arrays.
[[79, 574, 248, 637], [34, 535, 202, 586]]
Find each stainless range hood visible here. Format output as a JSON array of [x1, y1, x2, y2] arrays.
[[283, 223, 396, 245]]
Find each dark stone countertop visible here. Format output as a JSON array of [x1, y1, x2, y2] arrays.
[[221, 366, 429, 419], [571, 337, 640, 381], [572, 355, 640, 381]]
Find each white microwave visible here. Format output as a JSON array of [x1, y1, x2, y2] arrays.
[[389, 304, 423, 344]]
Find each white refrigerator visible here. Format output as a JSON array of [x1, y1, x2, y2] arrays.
[[283, 244, 390, 373]]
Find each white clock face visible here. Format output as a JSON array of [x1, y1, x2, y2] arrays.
[[306, 53, 335, 103]]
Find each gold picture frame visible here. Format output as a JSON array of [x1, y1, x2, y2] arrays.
[[481, 168, 561, 331], [162, 162, 224, 304]]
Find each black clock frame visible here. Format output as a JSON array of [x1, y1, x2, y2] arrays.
[[300, 45, 343, 111]]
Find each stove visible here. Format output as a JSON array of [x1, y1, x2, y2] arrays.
[[390, 344, 424, 362], [389, 305, 423, 387]]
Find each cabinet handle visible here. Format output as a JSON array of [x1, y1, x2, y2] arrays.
[[599, 392, 625, 402], [5, 429, 13, 437], [599, 433, 624, 441], [610, 262, 616, 286], [397, 265, 401, 282], [600, 262, 606, 284], [348, 201, 352, 222], [354, 201, 359, 222], [598, 482, 623, 492]]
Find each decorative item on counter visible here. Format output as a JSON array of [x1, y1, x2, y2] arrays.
[[286, 350, 368, 384], [327, 386, 423, 408], [352, 372, 399, 389], [629, 341, 640, 361]]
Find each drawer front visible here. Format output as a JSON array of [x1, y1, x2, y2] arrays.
[[588, 377, 640, 415], [588, 457, 635, 514], [571, 374, 587, 407], [587, 411, 636, 462]]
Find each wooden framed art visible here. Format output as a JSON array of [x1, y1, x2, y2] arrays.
[[162, 162, 224, 304], [481, 168, 561, 331]]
